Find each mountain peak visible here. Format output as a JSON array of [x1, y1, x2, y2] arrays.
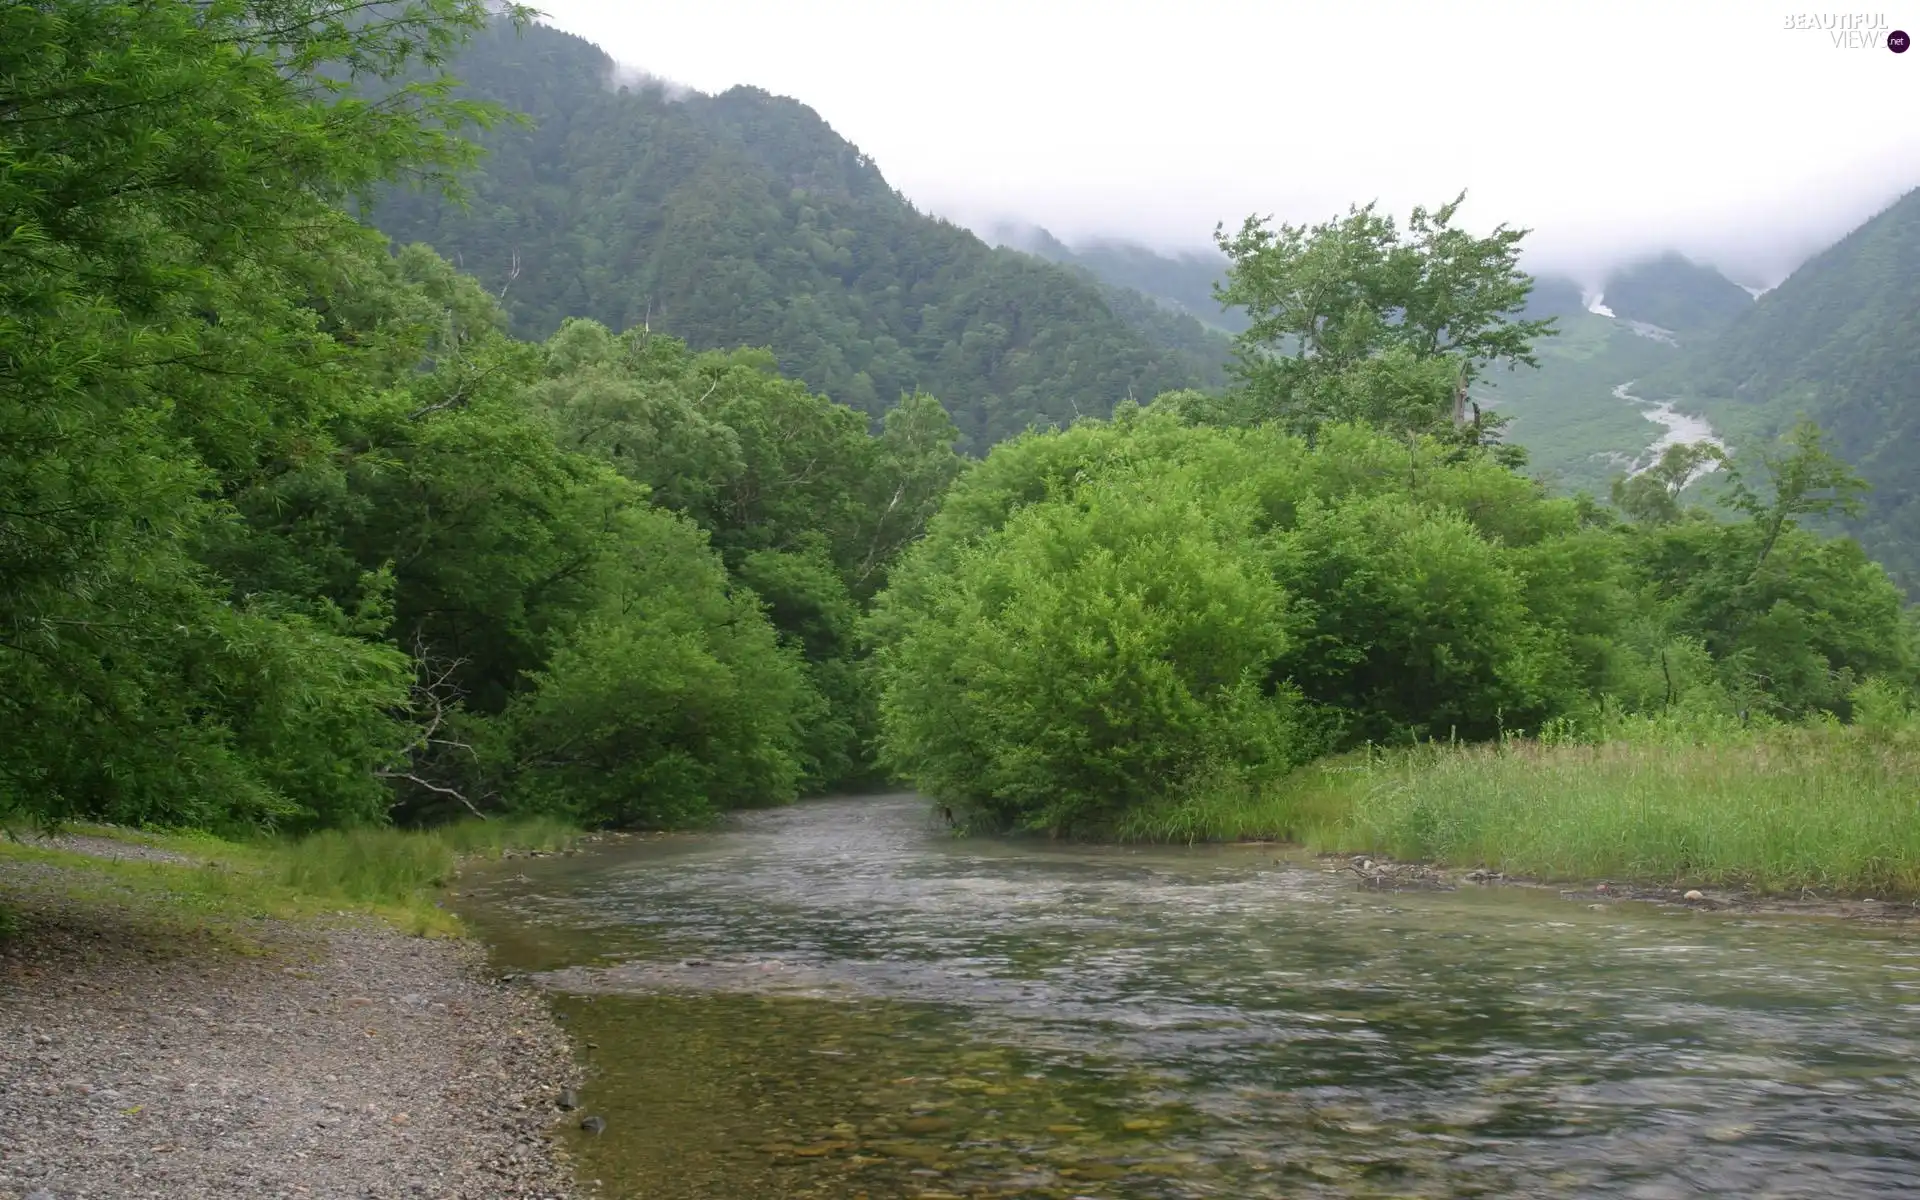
[[1600, 253, 1752, 333]]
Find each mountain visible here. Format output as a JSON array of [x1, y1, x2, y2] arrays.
[[1600, 253, 1753, 333], [997, 225, 1250, 334], [1637, 188, 1920, 585], [1519, 273, 1590, 321], [367, 21, 1225, 451]]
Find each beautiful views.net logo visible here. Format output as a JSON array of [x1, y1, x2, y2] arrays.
[[1782, 12, 1910, 50]]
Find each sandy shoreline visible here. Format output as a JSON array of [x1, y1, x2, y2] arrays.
[[0, 858, 580, 1200]]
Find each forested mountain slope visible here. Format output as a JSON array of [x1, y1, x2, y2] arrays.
[[1520, 274, 1589, 320], [1601, 253, 1753, 332], [996, 225, 1250, 334], [370, 21, 1224, 450], [1638, 188, 1920, 584]]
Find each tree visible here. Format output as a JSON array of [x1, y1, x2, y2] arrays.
[[1610, 442, 1727, 526], [531, 323, 963, 791], [871, 412, 1631, 826], [1213, 193, 1553, 440], [1617, 424, 1910, 718], [0, 0, 528, 829], [874, 463, 1309, 833], [502, 507, 809, 828], [1725, 420, 1869, 574]]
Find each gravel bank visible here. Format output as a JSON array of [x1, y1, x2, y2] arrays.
[[0, 860, 580, 1200], [1323, 850, 1920, 920], [6, 834, 198, 866]]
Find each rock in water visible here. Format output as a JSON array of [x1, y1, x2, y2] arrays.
[[580, 1114, 607, 1134], [1684, 890, 1705, 902], [558, 1087, 579, 1111]]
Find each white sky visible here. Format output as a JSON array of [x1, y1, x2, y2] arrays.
[[525, 0, 1920, 286]]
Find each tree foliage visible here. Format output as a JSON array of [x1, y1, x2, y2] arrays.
[[870, 198, 1915, 833], [0, 0, 519, 828], [1214, 193, 1551, 446], [0, 1, 949, 832]]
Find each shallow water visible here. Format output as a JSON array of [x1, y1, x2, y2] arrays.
[[460, 795, 1920, 1198]]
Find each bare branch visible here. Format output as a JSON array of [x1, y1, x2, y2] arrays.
[[377, 634, 493, 819], [373, 769, 489, 821]]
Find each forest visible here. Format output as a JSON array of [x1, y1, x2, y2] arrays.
[[1, 0, 956, 833], [365, 20, 1228, 453], [4, 3, 1916, 890]]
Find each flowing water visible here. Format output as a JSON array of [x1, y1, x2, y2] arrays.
[[460, 796, 1920, 1199], [1613, 381, 1727, 479]]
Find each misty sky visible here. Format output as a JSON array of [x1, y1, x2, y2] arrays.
[[526, 0, 1920, 286]]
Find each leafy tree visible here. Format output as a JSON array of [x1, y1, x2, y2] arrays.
[[872, 411, 1635, 826], [502, 507, 809, 827], [875, 463, 1309, 833], [1214, 193, 1552, 443], [0, 0, 526, 829], [1618, 424, 1911, 717], [1725, 420, 1869, 574], [1625, 517, 1912, 718], [1611, 442, 1726, 526], [531, 320, 962, 790], [1, 1, 833, 836]]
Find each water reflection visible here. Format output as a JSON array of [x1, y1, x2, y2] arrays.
[[461, 796, 1920, 1198]]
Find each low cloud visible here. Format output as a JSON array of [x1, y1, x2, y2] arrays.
[[526, 0, 1920, 288]]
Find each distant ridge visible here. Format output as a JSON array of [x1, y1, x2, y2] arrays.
[[1641, 189, 1920, 585], [369, 20, 1226, 450]]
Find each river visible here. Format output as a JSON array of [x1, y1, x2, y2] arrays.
[[461, 796, 1920, 1198], [1584, 289, 1727, 476], [1613, 381, 1728, 480]]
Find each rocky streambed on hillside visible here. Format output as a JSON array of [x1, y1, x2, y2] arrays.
[[0, 855, 581, 1200]]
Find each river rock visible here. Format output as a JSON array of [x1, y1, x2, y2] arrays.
[[1684, 890, 1705, 901], [580, 1114, 607, 1134]]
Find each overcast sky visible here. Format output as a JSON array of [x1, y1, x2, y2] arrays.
[[525, 0, 1920, 286]]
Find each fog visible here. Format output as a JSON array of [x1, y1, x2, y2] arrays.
[[525, 0, 1920, 287]]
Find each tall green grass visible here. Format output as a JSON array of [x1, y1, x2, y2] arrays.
[[274, 816, 580, 908], [1, 818, 584, 937], [1120, 690, 1920, 896]]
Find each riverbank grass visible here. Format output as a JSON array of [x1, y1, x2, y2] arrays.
[[0, 818, 583, 939], [1121, 716, 1920, 897]]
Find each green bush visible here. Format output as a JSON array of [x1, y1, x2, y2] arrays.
[[876, 458, 1314, 832], [873, 414, 1630, 828], [502, 507, 809, 827]]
